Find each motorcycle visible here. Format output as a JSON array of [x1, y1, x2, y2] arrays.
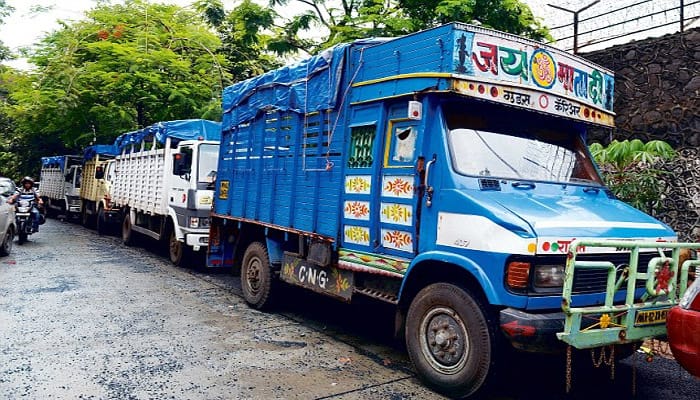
[[14, 194, 45, 244]]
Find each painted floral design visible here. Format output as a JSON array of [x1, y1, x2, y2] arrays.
[[383, 178, 413, 197], [345, 226, 370, 244], [381, 203, 412, 223], [344, 201, 370, 219], [383, 230, 412, 249], [345, 176, 371, 194], [332, 269, 351, 293]]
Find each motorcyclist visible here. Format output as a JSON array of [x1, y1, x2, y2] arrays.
[[7, 177, 43, 232]]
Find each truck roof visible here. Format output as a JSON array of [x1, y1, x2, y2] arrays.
[[83, 144, 118, 161], [41, 155, 82, 169], [222, 22, 616, 129], [114, 119, 221, 152]]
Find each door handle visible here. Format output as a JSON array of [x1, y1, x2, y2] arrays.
[[425, 156, 436, 207]]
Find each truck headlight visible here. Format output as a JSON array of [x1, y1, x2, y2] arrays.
[[534, 265, 565, 288], [189, 217, 199, 228]]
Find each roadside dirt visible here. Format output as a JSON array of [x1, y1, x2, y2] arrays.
[[1, 219, 698, 399]]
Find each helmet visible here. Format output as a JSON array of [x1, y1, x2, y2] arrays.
[[20, 176, 34, 185]]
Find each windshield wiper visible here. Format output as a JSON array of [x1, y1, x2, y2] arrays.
[[475, 131, 522, 178]]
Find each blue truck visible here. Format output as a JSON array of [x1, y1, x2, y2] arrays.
[[207, 23, 695, 397]]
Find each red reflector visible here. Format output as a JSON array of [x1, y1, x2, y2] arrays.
[[507, 261, 530, 289], [501, 320, 537, 337]]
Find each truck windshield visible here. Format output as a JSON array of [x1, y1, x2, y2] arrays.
[[198, 144, 219, 184], [444, 102, 603, 185]]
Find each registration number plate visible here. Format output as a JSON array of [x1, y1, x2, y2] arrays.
[[634, 307, 670, 326]]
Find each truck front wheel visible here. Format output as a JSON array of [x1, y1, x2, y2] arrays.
[[168, 227, 191, 266], [406, 283, 495, 398], [96, 206, 107, 235], [241, 242, 274, 310]]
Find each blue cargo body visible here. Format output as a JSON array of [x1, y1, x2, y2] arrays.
[[208, 23, 684, 397]]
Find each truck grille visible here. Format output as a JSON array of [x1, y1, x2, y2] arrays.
[[571, 252, 657, 294]]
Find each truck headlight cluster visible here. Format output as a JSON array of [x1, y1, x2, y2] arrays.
[[533, 265, 565, 288], [189, 217, 211, 229]]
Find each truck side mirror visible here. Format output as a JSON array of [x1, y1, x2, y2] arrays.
[[173, 149, 192, 178], [95, 166, 105, 179]]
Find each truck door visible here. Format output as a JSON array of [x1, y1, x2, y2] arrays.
[[374, 112, 424, 257], [169, 145, 193, 214]]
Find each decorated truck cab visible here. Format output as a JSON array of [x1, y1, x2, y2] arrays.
[[80, 145, 120, 233], [207, 23, 695, 397]]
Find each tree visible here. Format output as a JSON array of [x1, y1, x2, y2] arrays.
[[0, 0, 13, 60], [195, 0, 282, 80], [267, 0, 551, 56], [267, 0, 412, 56], [589, 139, 676, 215], [398, 0, 551, 41], [7, 0, 229, 150]]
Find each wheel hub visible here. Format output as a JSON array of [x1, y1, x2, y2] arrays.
[[247, 259, 261, 292], [421, 307, 469, 374]]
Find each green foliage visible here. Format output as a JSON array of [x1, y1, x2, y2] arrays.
[[210, 0, 281, 80], [590, 139, 676, 214], [267, 0, 551, 56], [0, 0, 14, 61], [266, 0, 413, 55], [400, 0, 551, 42], [7, 0, 229, 151]]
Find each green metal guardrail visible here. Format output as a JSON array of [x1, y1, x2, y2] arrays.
[[556, 240, 700, 350]]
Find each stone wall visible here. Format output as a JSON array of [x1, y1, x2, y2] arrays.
[[582, 28, 700, 239], [583, 28, 699, 147]]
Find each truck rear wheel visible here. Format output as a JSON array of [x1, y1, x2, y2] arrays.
[[405, 283, 495, 399], [241, 242, 274, 310], [122, 212, 134, 246]]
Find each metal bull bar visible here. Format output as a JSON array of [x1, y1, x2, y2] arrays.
[[556, 240, 700, 350]]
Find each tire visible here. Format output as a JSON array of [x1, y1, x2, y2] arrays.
[[405, 283, 495, 399], [18, 231, 27, 245], [121, 211, 134, 246], [168, 226, 190, 266], [0, 228, 13, 256], [81, 203, 95, 228], [96, 207, 107, 235], [241, 242, 274, 310]]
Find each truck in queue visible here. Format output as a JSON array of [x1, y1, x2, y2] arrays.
[[80, 145, 120, 234], [112, 119, 220, 265], [206, 23, 698, 397], [39, 155, 83, 219]]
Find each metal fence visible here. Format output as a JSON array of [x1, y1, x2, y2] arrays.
[[543, 0, 700, 53]]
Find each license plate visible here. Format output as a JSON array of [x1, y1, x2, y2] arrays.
[[634, 307, 669, 326]]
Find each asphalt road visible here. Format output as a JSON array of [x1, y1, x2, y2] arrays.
[[1, 219, 698, 399]]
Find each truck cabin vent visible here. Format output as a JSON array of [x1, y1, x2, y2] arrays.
[[479, 178, 501, 191]]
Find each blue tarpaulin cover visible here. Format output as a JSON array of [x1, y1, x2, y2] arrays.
[[41, 156, 66, 169], [114, 119, 221, 152], [83, 144, 118, 161], [41, 155, 81, 171]]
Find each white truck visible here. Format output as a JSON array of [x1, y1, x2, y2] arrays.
[[112, 119, 220, 265], [80, 145, 120, 234], [39, 155, 83, 219]]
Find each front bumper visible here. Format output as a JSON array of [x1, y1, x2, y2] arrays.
[[185, 232, 209, 249], [500, 308, 566, 353], [103, 208, 121, 221]]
